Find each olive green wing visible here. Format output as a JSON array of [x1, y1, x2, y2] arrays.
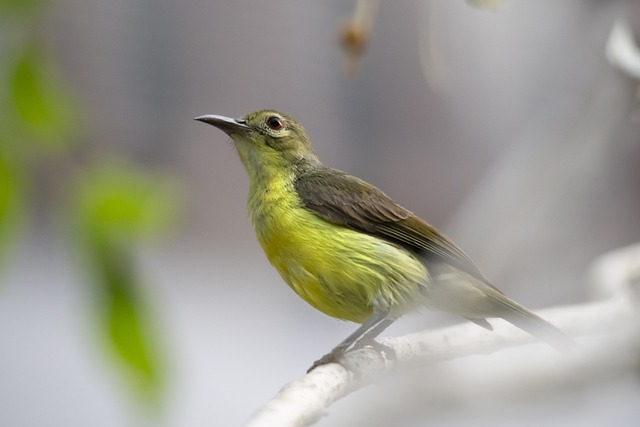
[[294, 167, 488, 283]]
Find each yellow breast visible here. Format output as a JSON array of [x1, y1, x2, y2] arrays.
[[246, 173, 428, 323]]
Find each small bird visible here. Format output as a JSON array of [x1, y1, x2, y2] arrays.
[[195, 110, 574, 371]]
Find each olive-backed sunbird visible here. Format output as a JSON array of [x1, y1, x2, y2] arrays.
[[195, 110, 574, 371]]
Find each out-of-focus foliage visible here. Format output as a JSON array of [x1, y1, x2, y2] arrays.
[[0, 142, 23, 266], [76, 166, 180, 243], [0, 0, 181, 407], [466, 0, 508, 10], [73, 165, 180, 400], [0, 0, 78, 268], [9, 46, 77, 149], [0, 0, 42, 14]]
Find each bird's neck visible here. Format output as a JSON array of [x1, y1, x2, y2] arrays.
[[239, 154, 320, 249], [237, 148, 293, 220], [243, 163, 297, 253], [235, 143, 318, 195]]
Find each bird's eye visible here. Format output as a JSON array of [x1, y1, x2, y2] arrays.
[[266, 116, 284, 131]]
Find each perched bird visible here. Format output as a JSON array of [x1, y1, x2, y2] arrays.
[[195, 110, 574, 371]]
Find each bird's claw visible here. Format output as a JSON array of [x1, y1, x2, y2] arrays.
[[307, 339, 397, 373]]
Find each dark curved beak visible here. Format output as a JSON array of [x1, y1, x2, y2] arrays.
[[194, 114, 250, 135]]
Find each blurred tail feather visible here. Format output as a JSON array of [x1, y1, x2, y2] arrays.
[[495, 297, 576, 353]]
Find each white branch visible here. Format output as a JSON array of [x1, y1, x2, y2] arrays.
[[606, 19, 640, 80], [245, 243, 640, 427]]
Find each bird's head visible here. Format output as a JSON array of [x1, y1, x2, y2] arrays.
[[195, 110, 319, 179]]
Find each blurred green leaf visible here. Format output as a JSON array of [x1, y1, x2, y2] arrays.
[[466, 0, 507, 10], [93, 237, 162, 399], [76, 165, 180, 243], [0, 141, 24, 267], [0, 0, 43, 14], [9, 46, 77, 149], [73, 163, 180, 401]]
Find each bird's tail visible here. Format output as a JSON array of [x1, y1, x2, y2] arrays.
[[427, 264, 576, 352], [493, 295, 576, 353]]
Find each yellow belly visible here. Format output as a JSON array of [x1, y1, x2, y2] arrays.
[[250, 192, 428, 323]]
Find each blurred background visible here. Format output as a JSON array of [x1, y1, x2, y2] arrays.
[[1, 0, 639, 426]]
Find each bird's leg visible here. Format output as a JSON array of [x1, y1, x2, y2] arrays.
[[352, 318, 395, 348], [307, 311, 394, 372]]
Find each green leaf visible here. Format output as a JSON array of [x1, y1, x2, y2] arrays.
[[96, 240, 162, 399], [0, 142, 24, 267], [0, 0, 43, 14], [9, 46, 78, 149], [72, 163, 180, 401], [76, 164, 180, 243]]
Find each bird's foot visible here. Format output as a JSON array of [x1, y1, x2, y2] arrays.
[[307, 339, 397, 373], [307, 344, 349, 373]]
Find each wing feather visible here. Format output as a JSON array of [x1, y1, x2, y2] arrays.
[[294, 167, 487, 283]]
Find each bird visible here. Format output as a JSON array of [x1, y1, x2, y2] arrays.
[[195, 109, 574, 371]]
